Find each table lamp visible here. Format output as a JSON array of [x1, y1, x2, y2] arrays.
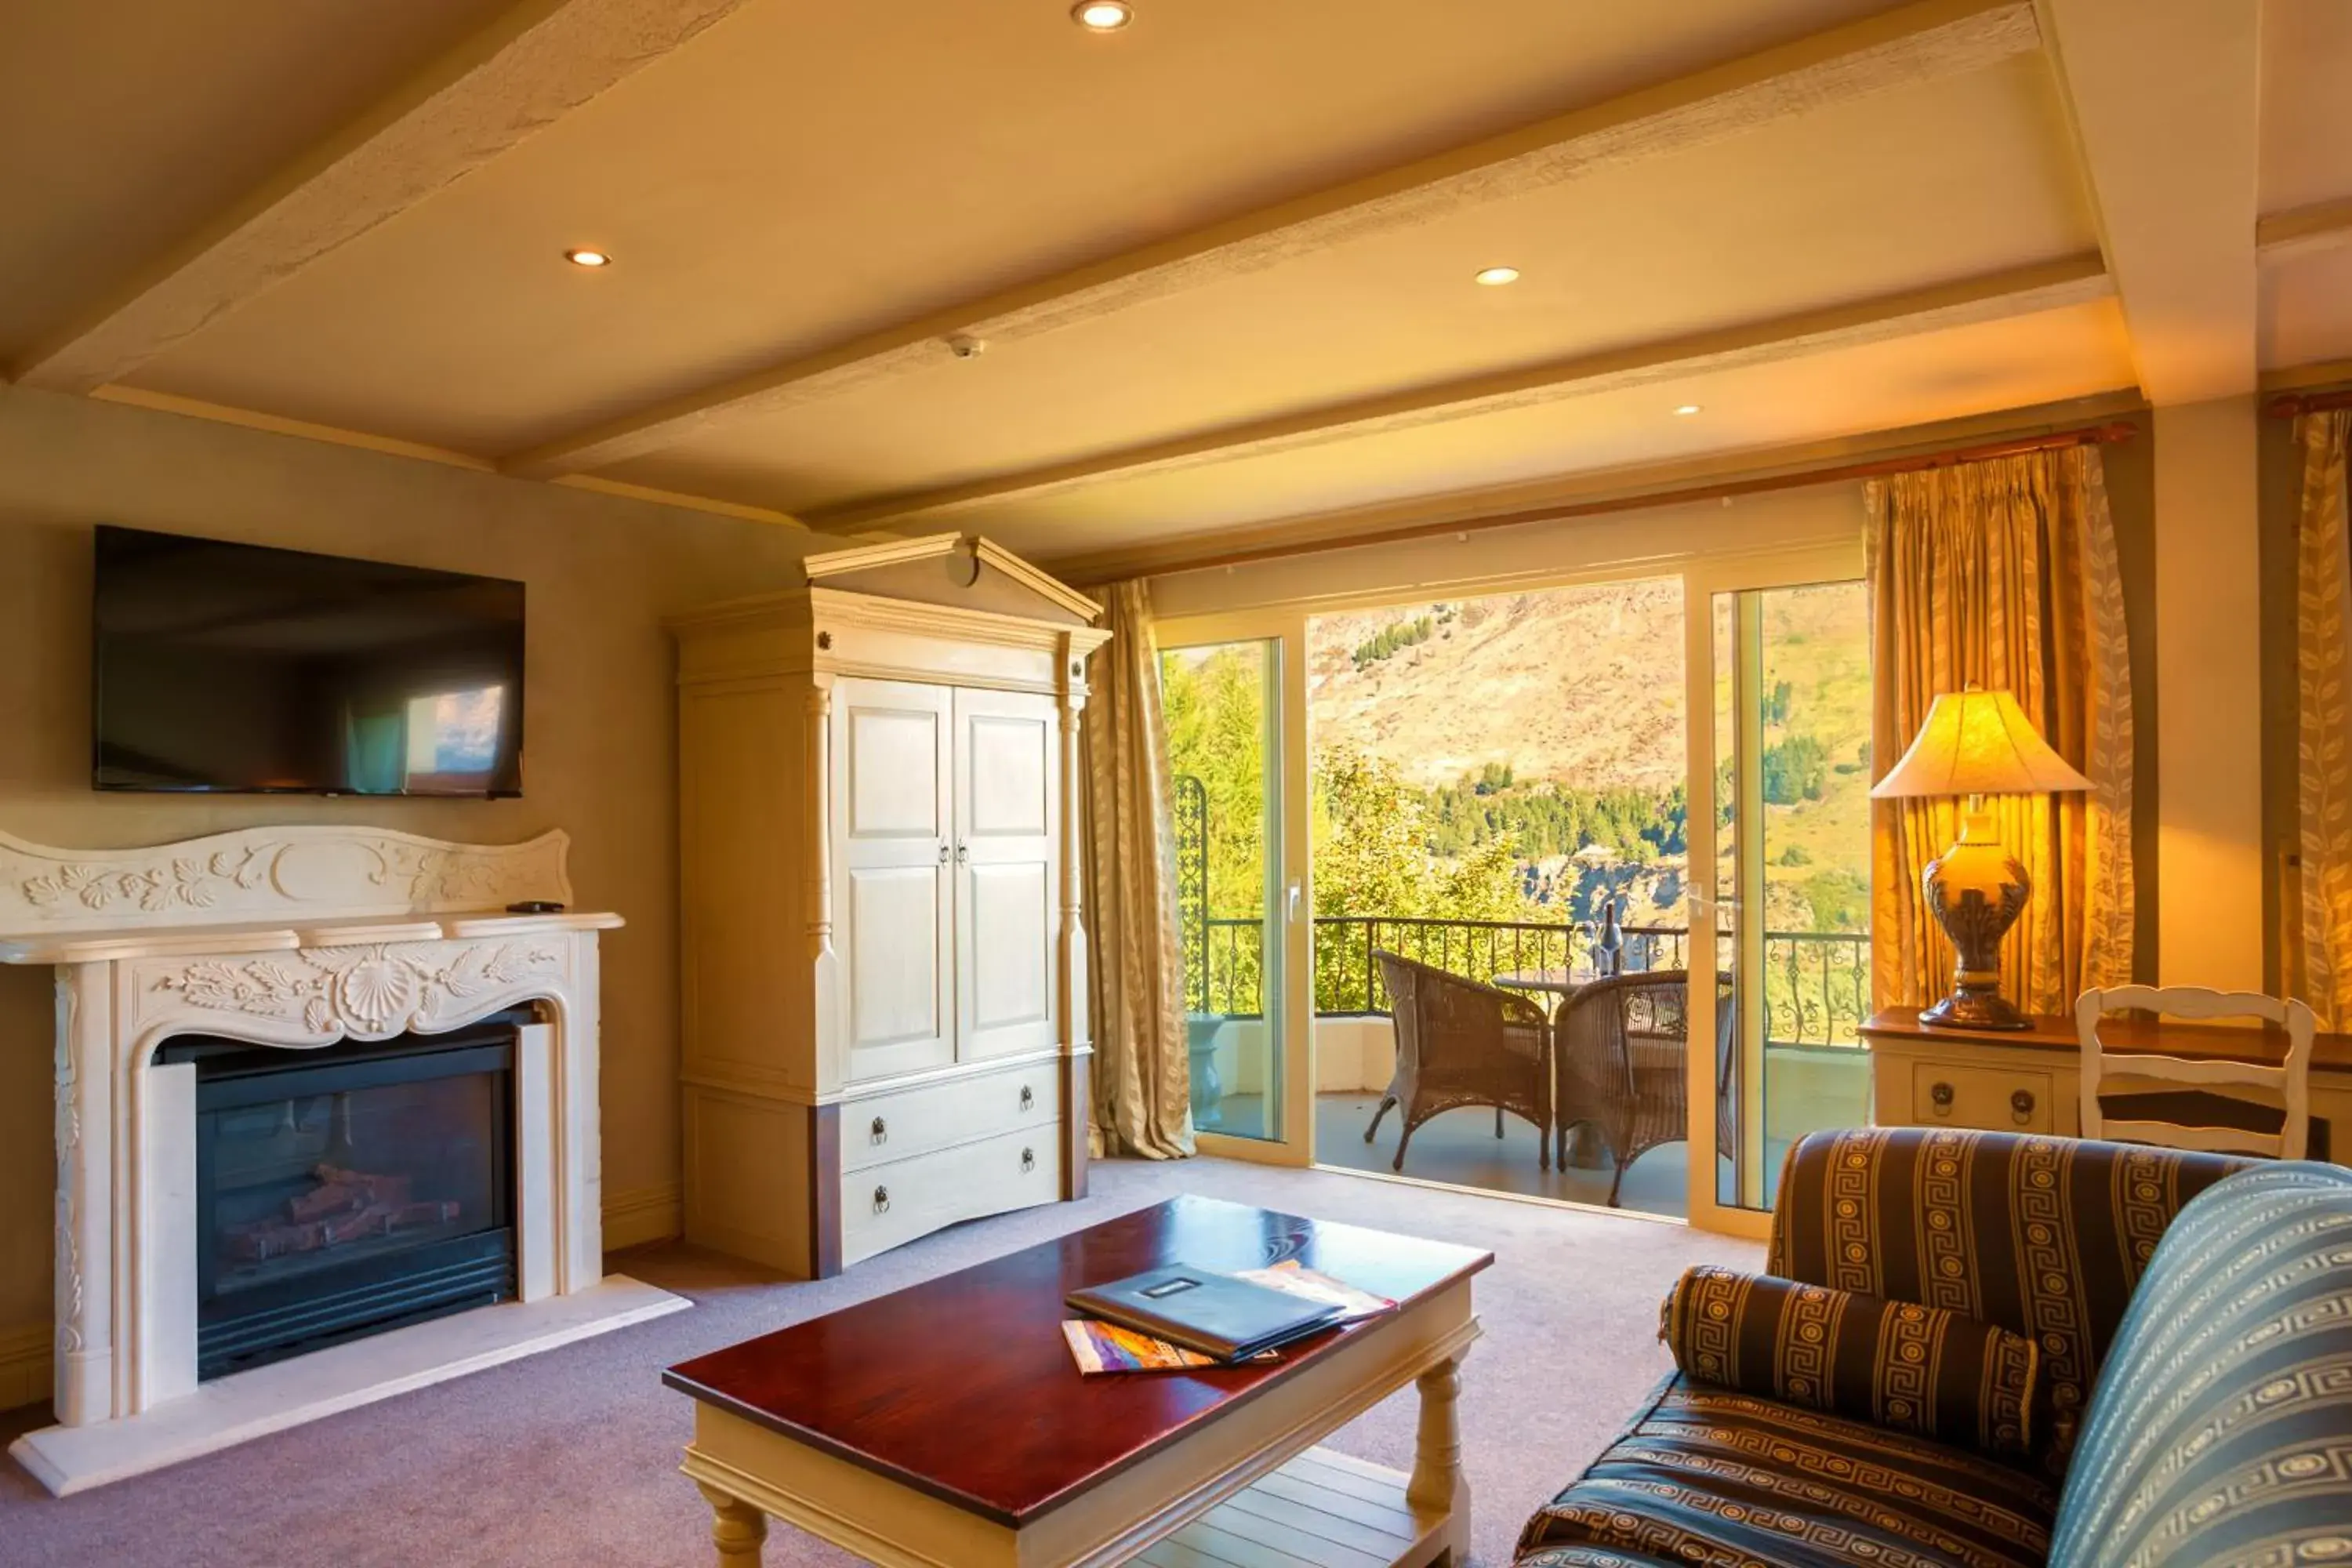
[[1871, 685, 2091, 1030]]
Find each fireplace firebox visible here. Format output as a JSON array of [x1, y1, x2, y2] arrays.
[[161, 1012, 524, 1381]]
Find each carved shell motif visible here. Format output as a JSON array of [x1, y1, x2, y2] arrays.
[[154, 942, 562, 1036]]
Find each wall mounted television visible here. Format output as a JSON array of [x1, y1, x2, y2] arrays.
[[93, 526, 525, 797]]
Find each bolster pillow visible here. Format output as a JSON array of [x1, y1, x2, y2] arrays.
[[1660, 1265, 2039, 1459]]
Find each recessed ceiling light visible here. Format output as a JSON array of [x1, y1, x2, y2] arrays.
[[564, 248, 612, 268], [1073, 1, 1132, 30], [1674, 404, 1703, 416], [1473, 266, 1521, 286]]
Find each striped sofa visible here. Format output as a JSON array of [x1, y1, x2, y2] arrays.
[[1515, 1127, 2352, 1568]]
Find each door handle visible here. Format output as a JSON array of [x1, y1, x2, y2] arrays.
[[1287, 882, 1302, 924], [955, 842, 969, 863], [938, 843, 950, 863]]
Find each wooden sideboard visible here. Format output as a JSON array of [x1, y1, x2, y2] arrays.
[[1861, 1008, 2352, 1157]]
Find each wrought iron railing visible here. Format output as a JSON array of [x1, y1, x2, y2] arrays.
[[1183, 915, 1869, 1048]]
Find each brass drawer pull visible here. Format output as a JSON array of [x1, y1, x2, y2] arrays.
[[870, 1116, 887, 1143], [873, 1185, 890, 1213], [1929, 1081, 1955, 1117], [2011, 1089, 2036, 1125], [1021, 1147, 1036, 1173], [1019, 1084, 1035, 1112]]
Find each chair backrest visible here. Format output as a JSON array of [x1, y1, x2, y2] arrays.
[[2074, 985, 2316, 1160], [1373, 949, 1542, 1077]]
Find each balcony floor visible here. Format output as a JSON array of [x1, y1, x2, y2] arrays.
[[1313, 1091, 1697, 1218]]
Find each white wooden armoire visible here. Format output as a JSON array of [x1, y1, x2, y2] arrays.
[[672, 535, 1109, 1277]]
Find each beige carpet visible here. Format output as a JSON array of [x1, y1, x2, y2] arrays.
[[0, 1156, 1760, 1566]]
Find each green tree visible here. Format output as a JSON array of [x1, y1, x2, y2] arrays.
[[1761, 733, 1829, 804]]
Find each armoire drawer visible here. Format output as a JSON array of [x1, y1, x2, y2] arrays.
[[840, 1124, 1063, 1265], [840, 1060, 1061, 1173], [1911, 1062, 2056, 1132]]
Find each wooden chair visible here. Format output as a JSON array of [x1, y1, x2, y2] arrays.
[[1552, 971, 1735, 1207], [2074, 985, 2316, 1159], [1365, 951, 1552, 1172]]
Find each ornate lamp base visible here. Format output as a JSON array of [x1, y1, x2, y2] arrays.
[[1918, 804, 2034, 1033]]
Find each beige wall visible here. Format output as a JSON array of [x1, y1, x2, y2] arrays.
[[2151, 395, 2264, 989], [0, 386, 815, 1333]]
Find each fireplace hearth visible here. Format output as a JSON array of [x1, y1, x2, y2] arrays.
[[164, 1014, 524, 1380]]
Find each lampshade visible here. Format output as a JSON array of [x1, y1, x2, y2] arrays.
[[1871, 686, 2091, 800]]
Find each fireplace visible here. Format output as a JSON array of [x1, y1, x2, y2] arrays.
[[5, 824, 688, 1497], [161, 1013, 524, 1381]]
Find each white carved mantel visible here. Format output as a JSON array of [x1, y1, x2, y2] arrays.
[[0, 826, 686, 1495]]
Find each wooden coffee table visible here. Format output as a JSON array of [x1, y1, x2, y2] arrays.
[[664, 1194, 1490, 1567]]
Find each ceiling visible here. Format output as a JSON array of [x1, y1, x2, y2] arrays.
[[5, 0, 2344, 577]]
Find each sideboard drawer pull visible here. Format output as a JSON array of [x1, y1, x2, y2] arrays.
[[1019, 1084, 1035, 1112], [1021, 1146, 1036, 1173], [2010, 1089, 2036, 1125], [872, 1185, 889, 1213], [870, 1116, 887, 1144], [1929, 1081, 1955, 1116]]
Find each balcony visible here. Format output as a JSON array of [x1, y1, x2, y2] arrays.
[[1182, 912, 1871, 1216], [1185, 913, 1870, 1048]]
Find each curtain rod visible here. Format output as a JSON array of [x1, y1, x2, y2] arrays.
[[1127, 420, 2138, 582], [2266, 387, 2352, 418]]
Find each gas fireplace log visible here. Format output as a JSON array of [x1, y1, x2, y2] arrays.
[[285, 1167, 412, 1223]]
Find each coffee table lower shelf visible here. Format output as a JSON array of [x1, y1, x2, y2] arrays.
[[1134, 1446, 1448, 1568]]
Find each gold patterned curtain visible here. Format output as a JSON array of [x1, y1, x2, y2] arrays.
[[1082, 581, 1196, 1159], [1864, 446, 2136, 1014], [2294, 411, 2352, 1027]]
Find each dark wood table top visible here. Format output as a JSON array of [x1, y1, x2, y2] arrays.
[[1860, 1008, 2352, 1073], [663, 1195, 1490, 1529]]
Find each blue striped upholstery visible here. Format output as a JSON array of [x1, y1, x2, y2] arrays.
[[2047, 1160, 2352, 1568]]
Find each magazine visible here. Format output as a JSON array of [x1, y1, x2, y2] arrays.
[[1062, 1261, 1395, 1375]]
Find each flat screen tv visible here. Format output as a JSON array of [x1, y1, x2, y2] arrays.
[[93, 526, 525, 797]]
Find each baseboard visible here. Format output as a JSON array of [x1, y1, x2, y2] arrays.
[[603, 1181, 684, 1252], [0, 1322, 53, 1417]]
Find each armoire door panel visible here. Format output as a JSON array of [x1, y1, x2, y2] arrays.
[[848, 866, 945, 1047], [970, 862, 1051, 1033], [954, 689, 1062, 1061], [966, 714, 1049, 837], [835, 677, 956, 1080], [848, 707, 946, 838]]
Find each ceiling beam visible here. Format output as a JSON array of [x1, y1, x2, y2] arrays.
[[11, 0, 760, 394], [2257, 198, 2352, 267], [1040, 390, 2150, 586], [2035, 0, 2259, 404], [503, 0, 2043, 478], [799, 254, 2114, 532]]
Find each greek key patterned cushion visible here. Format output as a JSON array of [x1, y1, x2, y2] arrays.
[[1513, 1372, 2059, 1568], [2046, 1160, 2352, 1568], [1661, 1265, 2041, 1459], [1769, 1127, 2246, 1469]]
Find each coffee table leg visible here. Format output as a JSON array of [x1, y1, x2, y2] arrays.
[[696, 1482, 768, 1565], [1406, 1353, 1471, 1564]]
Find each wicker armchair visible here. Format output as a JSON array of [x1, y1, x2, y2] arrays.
[[1365, 951, 1552, 1173], [1552, 969, 1734, 1206]]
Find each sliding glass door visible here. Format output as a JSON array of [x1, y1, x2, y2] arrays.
[[1158, 615, 1312, 1161], [1683, 546, 1871, 1233]]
